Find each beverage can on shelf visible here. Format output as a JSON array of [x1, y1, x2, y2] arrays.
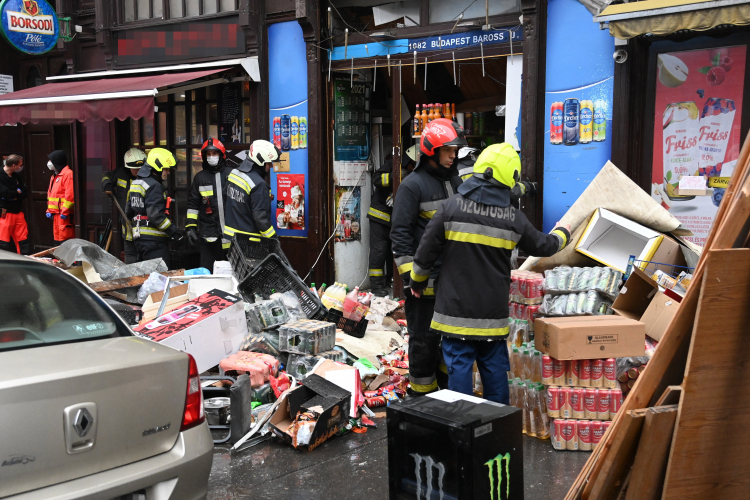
[[567, 360, 580, 387], [604, 358, 617, 388], [553, 358, 567, 385], [552, 419, 565, 450], [610, 388, 622, 416], [579, 359, 591, 387], [563, 420, 578, 451], [561, 387, 572, 418], [571, 388, 584, 419], [597, 389, 612, 420], [591, 359, 604, 388], [591, 420, 604, 445], [584, 388, 598, 420], [546, 386, 561, 418], [542, 356, 554, 385], [578, 420, 592, 451]]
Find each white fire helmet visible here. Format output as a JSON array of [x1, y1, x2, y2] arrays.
[[124, 148, 147, 169], [249, 140, 281, 166]]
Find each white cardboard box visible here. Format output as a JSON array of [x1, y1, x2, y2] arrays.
[[134, 289, 248, 373], [576, 208, 664, 273]]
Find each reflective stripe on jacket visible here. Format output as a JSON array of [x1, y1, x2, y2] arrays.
[[47, 166, 74, 216], [390, 157, 462, 294], [124, 166, 174, 240], [410, 192, 570, 340], [223, 158, 276, 240], [187, 163, 231, 246]]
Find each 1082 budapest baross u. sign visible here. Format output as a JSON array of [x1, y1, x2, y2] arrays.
[[0, 0, 59, 55]]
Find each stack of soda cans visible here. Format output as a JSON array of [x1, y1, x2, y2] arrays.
[[540, 356, 623, 451], [508, 270, 545, 347]]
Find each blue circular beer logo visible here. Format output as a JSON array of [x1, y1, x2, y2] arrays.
[[580, 108, 593, 126], [552, 109, 563, 126], [0, 0, 59, 55], [273, 121, 280, 135], [291, 122, 298, 135], [564, 111, 577, 127], [300, 122, 307, 135], [594, 109, 605, 124]]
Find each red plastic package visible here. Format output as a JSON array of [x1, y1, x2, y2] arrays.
[[270, 372, 291, 398]]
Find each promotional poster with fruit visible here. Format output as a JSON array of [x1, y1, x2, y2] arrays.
[[651, 45, 746, 245]]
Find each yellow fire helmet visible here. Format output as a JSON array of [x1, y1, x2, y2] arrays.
[[146, 148, 177, 172], [472, 142, 521, 189]]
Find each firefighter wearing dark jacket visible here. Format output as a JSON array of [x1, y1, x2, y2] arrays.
[[410, 143, 571, 404], [0, 154, 29, 254], [367, 146, 416, 296], [187, 138, 232, 271], [125, 148, 183, 267], [102, 148, 146, 264], [390, 118, 467, 396], [223, 140, 280, 243]]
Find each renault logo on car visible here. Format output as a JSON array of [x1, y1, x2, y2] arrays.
[[73, 408, 94, 438]]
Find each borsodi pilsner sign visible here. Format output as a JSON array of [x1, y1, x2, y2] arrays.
[[0, 0, 59, 55]]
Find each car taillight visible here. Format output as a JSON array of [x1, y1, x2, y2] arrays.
[[180, 354, 205, 431], [0, 330, 25, 343]]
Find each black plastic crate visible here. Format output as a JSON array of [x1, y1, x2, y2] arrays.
[[326, 308, 368, 339], [237, 253, 325, 319], [228, 234, 290, 282]]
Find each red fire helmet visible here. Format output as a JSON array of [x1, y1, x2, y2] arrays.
[[420, 118, 467, 156]]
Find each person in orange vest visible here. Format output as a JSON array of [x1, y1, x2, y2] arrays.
[[46, 150, 75, 243]]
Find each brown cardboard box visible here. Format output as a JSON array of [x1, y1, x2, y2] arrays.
[[140, 283, 190, 323], [612, 267, 681, 342], [535, 316, 645, 360]]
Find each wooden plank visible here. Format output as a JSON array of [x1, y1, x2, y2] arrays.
[[30, 246, 59, 258], [662, 249, 750, 499], [569, 131, 750, 500], [624, 405, 678, 500], [585, 408, 648, 500], [88, 269, 185, 293], [655, 386, 682, 406]]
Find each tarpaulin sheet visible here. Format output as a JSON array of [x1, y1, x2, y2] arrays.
[[0, 68, 226, 125], [52, 239, 167, 282]]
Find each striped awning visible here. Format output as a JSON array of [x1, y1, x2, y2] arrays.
[[594, 0, 750, 39]]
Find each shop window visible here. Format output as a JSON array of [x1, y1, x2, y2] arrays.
[[84, 120, 112, 226], [174, 106, 186, 145], [191, 149, 203, 179], [144, 117, 155, 146], [429, 0, 520, 23], [131, 119, 141, 146], [168, 0, 183, 17], [207, 103, 219, 139], [191, 105, 204, 145], [174, 149, 188, 188], [158, 111, 168, 145], [25, 67, 43, 89], [174, 190, 188, 228], [123, 0, 236, 22]]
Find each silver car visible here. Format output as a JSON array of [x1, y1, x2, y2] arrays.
[[0, 252, 213, 499]]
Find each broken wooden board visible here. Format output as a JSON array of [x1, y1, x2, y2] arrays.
[[625, 405, 678, 500], [662, 249, 750, 499], [655, 386, 682, 406], [585, 408, 648, 500], [87, 269, 185, 293]]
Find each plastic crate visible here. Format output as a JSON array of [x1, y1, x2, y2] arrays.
[[237, 253, 325, 319], [228, 234, 291, 282], [326, 308, 368, 339]]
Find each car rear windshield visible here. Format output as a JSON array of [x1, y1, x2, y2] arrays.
[[0, 262, 130, 352]]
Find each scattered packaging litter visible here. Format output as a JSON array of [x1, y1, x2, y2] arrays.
[[239, 329, 281, 357], [219, 351, 280, 388], [246, 298, 289, 330]]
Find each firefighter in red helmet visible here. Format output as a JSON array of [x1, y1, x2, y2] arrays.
[[186, 137, 232, 271], [390, 118, 467, 396]]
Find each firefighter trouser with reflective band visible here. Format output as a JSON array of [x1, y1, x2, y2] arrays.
[[0, 212, 29, 254], [405, 294, 442, 394], [368, 220, 391, 290], [442, 336, 510, 404], [134, 238, 171, 268]]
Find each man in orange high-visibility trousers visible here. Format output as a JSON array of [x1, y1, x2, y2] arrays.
[[46, 150, 75, 243]]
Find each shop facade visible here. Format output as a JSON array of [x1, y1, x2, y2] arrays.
[[595, 0, 750, 246]]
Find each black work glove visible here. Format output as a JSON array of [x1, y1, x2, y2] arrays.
[[187, 228, 200, 247], [171, 229, 185, 243]]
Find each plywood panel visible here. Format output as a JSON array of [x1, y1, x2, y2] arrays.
[[625, 405, 678, 500], [662, 249, 750, 500]]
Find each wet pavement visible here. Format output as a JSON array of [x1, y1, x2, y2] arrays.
[[207, 416, 590, 500]]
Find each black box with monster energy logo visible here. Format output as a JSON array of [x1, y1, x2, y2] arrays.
[[387, 391, 523, 500]]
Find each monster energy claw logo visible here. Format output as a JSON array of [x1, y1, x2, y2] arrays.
[[410, 453, 446, 500], [485, 453, 511, 500]]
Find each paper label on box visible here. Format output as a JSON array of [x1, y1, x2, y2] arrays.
[[678, 176, 707, 190], [586, 334, 618, 345], [474, 423, 493, 438]]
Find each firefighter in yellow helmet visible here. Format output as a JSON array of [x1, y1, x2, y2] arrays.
[[409, 142, 571, 403], [102, 148, 146, 263], [125, 148, 183, 267]]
